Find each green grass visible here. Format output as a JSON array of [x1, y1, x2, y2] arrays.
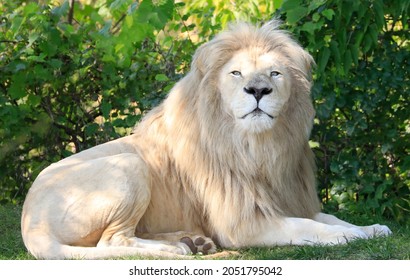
[[0, 204, 34, 260], [1, 203, 409, 260]]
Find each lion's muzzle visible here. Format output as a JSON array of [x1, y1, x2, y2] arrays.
[[244, 86, 273, 102]]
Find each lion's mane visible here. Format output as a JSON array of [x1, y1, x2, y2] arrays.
[[133, 21, 320, 246]]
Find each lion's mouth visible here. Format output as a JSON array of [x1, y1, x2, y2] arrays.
[[241, 108, 275, 119]]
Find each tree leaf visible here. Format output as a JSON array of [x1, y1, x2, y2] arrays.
[[286, 6, 308, 24], [321, 9, 335, 20], [84, 123, 99, 136], [281, 0, 303, 10], [155, 74, 169, 81], [317, 47, 331, 73], [343, 49, 352, 74], [8, 73, 27, 99], [301, 21, 322, 35], [101, 102, 112, 119]]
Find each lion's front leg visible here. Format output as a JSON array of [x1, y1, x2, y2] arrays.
[[242, 213, 392, 248], [243, 217, 370, 247], [313, 212, 392, 238]]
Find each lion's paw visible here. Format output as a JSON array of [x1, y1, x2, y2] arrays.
[[340, 227, 368, 243], [360, 224, 392, 238], [180, 235, 217, 255], [322, 226, 368, 245]]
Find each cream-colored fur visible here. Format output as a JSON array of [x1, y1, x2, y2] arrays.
[[21, 21, 391, 259]]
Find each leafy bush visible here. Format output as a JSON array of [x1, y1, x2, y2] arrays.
[[278, 0, 409, 222], [1, 0, 409, 222], [0, 0, 192, 202]]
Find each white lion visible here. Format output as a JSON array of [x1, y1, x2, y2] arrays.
[[21, 21, 391, 259]]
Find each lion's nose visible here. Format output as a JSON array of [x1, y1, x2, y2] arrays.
[[244, 87, 272, 102]]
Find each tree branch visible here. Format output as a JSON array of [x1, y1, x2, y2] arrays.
[[68, 0, 75, 25], [111, 13, 127, 34]]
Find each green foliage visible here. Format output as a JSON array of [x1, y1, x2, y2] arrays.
[[0, 0, 190, 203], [1, 0, 409, 223], [278, 0, 410, 222]]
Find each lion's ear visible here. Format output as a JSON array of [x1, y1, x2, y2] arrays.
[[291, 47, 315, 82], [191, 41, 217, 75], [191, 32, 235, 76], [301, 50, 315, 80]]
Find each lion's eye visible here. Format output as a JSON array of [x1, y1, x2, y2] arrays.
[[270, 71, 281, 77], [230, 71, 242, 77]]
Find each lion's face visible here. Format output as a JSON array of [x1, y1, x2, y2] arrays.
[[218, 49, 291, 134]]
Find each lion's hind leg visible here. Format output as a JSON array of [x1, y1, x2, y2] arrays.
[[83, 154, 192, 257], [22, 152, 190, 259], [96, 226, 192, 256]]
